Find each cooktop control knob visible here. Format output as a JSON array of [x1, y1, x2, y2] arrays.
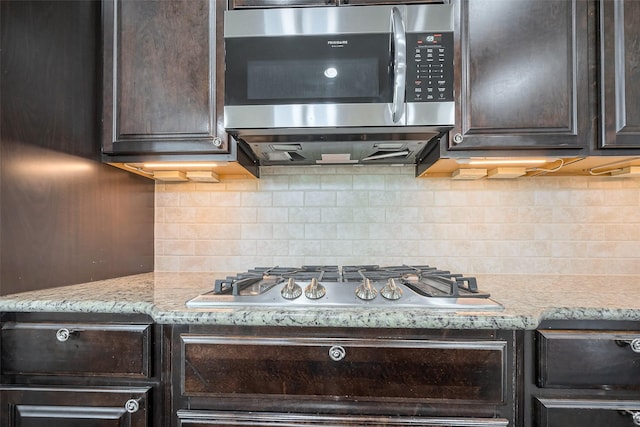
[[355, 278, 378, 300], [381, 278, 403, 300], [304, 277, 326, 299], [281, 277, 302, 300]]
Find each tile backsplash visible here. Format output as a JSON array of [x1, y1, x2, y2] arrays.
[[155, 165, 640, 275]]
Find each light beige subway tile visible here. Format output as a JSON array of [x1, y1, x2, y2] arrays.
[[385, 206, 419, 223], [164, 207, 196, 223], [304, 191, 336, 206], [605, 223, 640, 241], [551, 207, 590, 224], [304, 223, 337, 239], [384, 174, 421, 191], [257, 239, 288, 256], [156, 191, 180, 207], [224, 179, 259, 192], [534, 189, 573, 207], [258, 175, 290, 191], [194, 240, 257, 257], [181, 223, 242, 240], [273, 191, 304, 207], [273, 223, 305, 240], [154, 256, 181, 272], [336, 190, 369, 207], [180, 192, 211, 207], [241, 192, 273, 207], [209, 192, 242, 206], [320, 240, 353, 256], [290, 174, 322, 190], [353, 208, 385, 224], [257, 207, 290, 223], [156, 223, 181, 239], [321, 174, 353, 190], [337, 223, 369, 240], [195, 207, 257, 224], [321, 207, 354, 223], [179, 256, 215, 272], [289, 207, 321, 223], [241, 223, 274, 240], [289, 240, 323, 256], [353, 174, 385, 190], [517, 206, 554, 224], [534, 223, 605, 241], [163, 240, 194, 256]]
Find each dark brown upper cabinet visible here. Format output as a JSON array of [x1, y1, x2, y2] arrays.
[[599, 0, 640, 150], [102, 0, 228, 158], [447, 0, 593, 154]]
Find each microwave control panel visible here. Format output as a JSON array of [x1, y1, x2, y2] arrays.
[[406, 32, 454, 103]]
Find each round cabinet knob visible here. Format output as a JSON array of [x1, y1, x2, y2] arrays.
[[452, 133, 464, 144], [625, 410, 640, 426], [212, 136, 223, 147], [124, 399, 140, 413], [328, 345, 346, 362], [56, 328, 71, 342], [630, 338, 640, 353]]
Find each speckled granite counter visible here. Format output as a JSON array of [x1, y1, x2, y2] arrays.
[[0, 272, 639, 329]]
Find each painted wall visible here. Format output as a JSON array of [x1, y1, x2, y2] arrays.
[[155, 165, 640, 276]]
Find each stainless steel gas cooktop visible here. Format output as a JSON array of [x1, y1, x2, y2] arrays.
[[186, 265, 503, 311]]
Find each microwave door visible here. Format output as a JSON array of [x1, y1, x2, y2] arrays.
[[223, 6, 402, 130]]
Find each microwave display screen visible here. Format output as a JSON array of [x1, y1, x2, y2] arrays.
[[247, 58, 380, 101]]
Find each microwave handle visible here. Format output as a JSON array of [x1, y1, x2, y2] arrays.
[[391, 7, 406, 123]]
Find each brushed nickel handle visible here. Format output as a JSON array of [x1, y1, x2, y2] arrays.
[[328, 345, 346, 362], [125, 399, 140, 413], [617, 338, 640, 353], [56, 328, 71, 342], [624, 410, 640, 426]]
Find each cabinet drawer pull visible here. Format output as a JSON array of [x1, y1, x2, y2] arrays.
[[328, 345, 346, 361], [617, 338, 640, 353], [624, 410, 640, 426], [125, 398, 141, 413], [55, 328, 73, 342]]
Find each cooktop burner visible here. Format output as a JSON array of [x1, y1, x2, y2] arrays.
[[186, 265, 503, 311]]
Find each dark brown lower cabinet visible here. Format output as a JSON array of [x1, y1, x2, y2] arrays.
[[0, 386, 150, 427], [525, 320, 640, 427], [534, 398, 640, 427], [171, 326, 518, 427]]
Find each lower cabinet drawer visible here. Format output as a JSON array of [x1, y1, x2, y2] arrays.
[[177, 410, 510, 426], [534, 397, 640, 427], [181, 334, 506, 403], [0, 385, 150, 427], [537, 330, 640, 388], [1, 321, 152, 377]]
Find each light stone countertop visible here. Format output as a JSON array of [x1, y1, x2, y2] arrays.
[[0, 272, 639, 329]]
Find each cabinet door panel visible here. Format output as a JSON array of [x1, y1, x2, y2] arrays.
[[103, 0, 227, 155], [181, 335, 506, 403], [599, 0, 640, 148], [0, 387, 149, 427], [537, 330, 640, 388], [535, 398, 640, 427], [450, 0, 591, 151]]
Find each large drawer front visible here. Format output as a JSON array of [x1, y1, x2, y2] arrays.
[[1, 322, 152, 378], [177, 410, 509, 426], [181, 335, 506, 403], [534, 398, 640, 427], [537, 330, 640, 388]]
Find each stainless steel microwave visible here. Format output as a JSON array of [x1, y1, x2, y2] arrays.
[[224, 4, 454, 132]]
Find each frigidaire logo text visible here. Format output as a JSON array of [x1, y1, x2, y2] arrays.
[[327, 40, 348, 46]]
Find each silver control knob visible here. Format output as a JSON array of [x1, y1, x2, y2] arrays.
[[304, 278, 326, 300], [380, 278, 403, 300], [281, 277, 302, 300], [355, 278, 378, 301]]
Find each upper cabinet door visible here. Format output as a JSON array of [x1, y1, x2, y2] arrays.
[[102, 0, 228, 156], [449, 0, 593, 152], [599, 0, 640, 149]]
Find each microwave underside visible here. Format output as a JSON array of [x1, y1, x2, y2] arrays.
[[233, 131, 442, 166]]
